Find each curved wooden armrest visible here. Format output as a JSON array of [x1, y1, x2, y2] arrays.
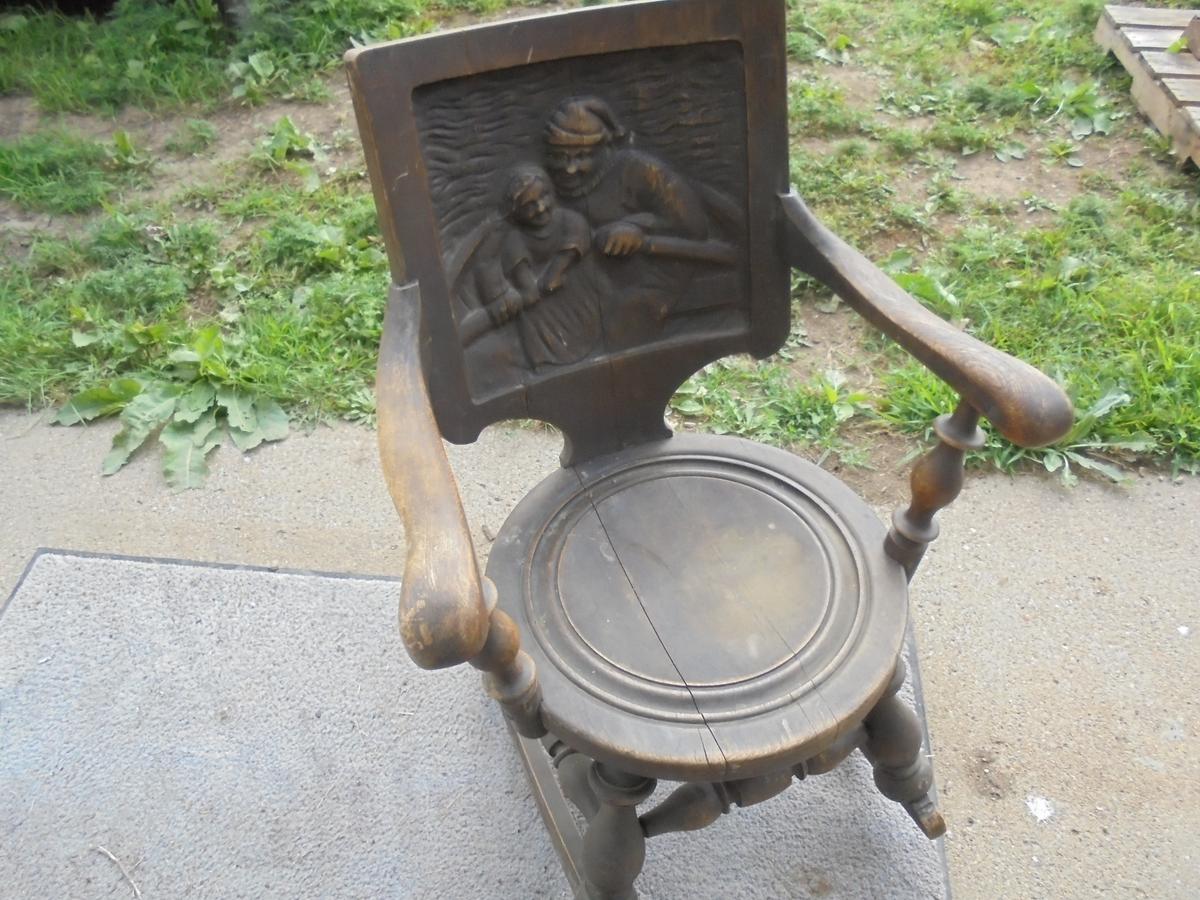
[[780, 192, 1073, 448], [377, 282, 490, 669]]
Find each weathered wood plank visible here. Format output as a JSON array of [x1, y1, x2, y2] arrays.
[[1164, 77, 1200, 105], [1128, 55, 1179, 136], [1105, 5, 1197, 29], [1176, 105, 1195, 140], [1094, 15, 1153, 76], [1171, 105, 1200, 160], [1121, 26, 1186, 50], [1144, 50, 1200, 78], [1098, 7, 1200, 167], [1094, 13, 1125, 53]]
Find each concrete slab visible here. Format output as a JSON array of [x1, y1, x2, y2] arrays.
[[3, 410, 1198, 897], [1, 550, 948, 899]]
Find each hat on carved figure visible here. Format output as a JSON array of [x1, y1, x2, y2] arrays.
[[544, 97, 629, 147]]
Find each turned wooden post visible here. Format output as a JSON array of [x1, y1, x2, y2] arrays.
[[581, 763, 657, 900], [639, 771, 794, 838], [470, 577, 545, 738], [862, 659, 945, 839], [639, 783, 730, 838], [543, 737, 601, 820], [884, 399, 984, 579]]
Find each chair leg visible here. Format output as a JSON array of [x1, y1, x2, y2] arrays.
[[543, 736, 601, 821], [581, 762, 657, 900], [862, 661, 946, 839]]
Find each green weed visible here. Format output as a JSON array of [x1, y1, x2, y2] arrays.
[[165, 119, 219, 156], [672, 361, 871, 453], [1, 168, 389, 485], [55, 334, 290, 490], [249, 116, 326, 190], [0, 1, 560, 113], [0, 133, 116, 212], [107, 130, 153, 171], [879, 189, 1200, 472]]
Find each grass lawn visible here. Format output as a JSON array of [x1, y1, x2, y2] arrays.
[[1, 0, 1197, 487]]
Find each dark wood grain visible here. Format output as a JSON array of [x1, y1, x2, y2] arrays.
[[885, 401, 985, 579], [486, 434, 907, 782], [376, 282, 489, 668], [862, 661, 946, 839], [345, 0, 789, 464], [345, 2, 1087, 894], [376, 283, 545, 735], [581, 764, 657, 900]]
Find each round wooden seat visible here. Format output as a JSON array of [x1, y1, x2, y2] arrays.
[[487, 434, 909, 782]]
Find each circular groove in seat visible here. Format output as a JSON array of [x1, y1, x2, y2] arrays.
[[558, 473, 833, 685], [524, 455, 867, 725], [486, 435, 909, 780]]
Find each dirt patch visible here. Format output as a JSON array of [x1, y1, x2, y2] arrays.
[[0, 201, 65, 261], [826, 423, 919, 509], [0, 95, 42, 142], [787, 60, 888, 112], [790, 304, 879, 382], [821, 63, 886, 110], [968, 741, 1016, 802], [1, 75, 358, 204], [953, 128, 1151, 216], [781, 304, 920, 507], [1, 75, 364, 261]]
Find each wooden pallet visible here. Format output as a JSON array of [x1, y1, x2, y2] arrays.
[[1095, 5, 1200, 167]]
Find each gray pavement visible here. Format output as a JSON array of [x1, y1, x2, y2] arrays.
[[1, 551, 945, 899], [1, 410, 1198, 898]]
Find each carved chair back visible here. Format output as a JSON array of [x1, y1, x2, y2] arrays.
[[347, 1, 791, 462]]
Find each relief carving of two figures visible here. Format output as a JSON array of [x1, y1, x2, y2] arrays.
[[455, 96, 738, 377]]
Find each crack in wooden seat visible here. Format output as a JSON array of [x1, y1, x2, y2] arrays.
[[489, 434, 907, 783]]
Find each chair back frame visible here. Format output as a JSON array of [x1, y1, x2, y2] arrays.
[[347, 0, 791, 462]]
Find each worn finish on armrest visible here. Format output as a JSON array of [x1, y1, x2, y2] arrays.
[[781, 193, 1073, 448], [378, 282, 490, 669]]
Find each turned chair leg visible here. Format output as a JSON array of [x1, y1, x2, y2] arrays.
[[862, 660, 946, 839], [581, 762, 657, 900], [542, 736, 601, 821]]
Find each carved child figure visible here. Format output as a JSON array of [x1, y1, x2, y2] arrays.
[[486, 163, 602, 370]]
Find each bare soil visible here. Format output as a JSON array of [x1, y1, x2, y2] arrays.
[[0, 76, 358, 258]]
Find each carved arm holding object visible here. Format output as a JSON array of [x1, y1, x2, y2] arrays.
[[780, 192, 1074, 576], [377, 281, 545, 737]]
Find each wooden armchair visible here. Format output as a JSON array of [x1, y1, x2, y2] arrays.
[[346, 2, 1073, 896]]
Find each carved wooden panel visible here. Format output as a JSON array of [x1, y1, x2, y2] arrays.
[[347, 0, 790, 460], [412, 43, 750, 401]]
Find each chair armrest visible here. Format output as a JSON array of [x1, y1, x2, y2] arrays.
[[780, 192, 1073, 448], [377, 282, 490, 669]]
